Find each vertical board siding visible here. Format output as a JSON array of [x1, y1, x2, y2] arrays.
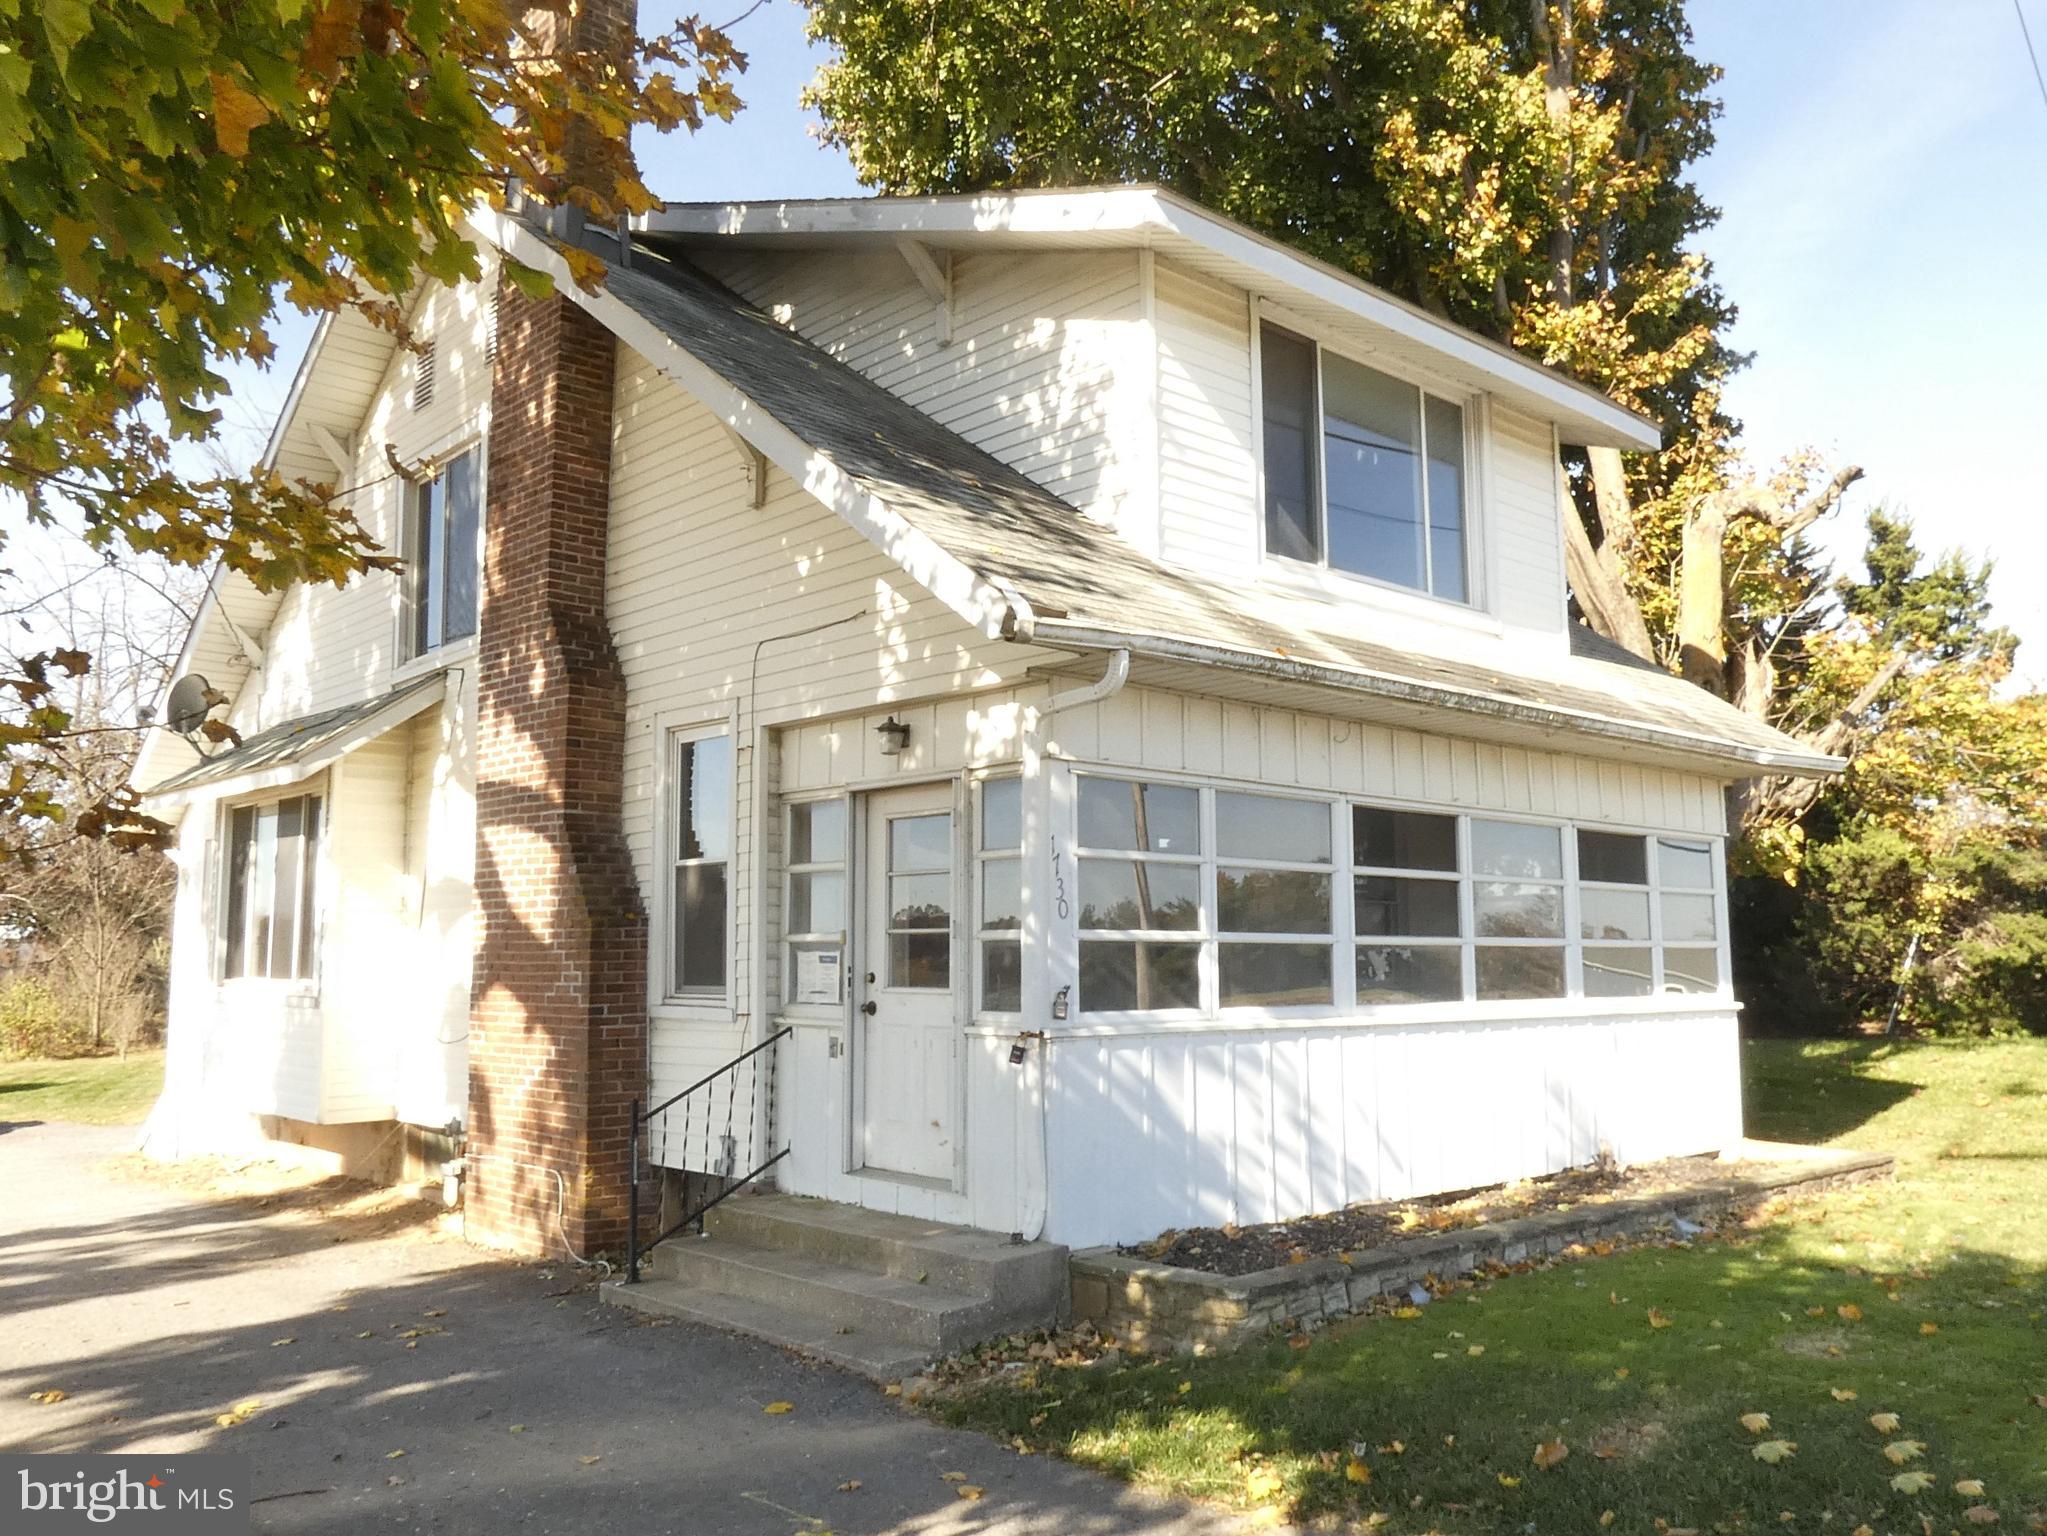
[[1044, 1011, 1742, 1248]]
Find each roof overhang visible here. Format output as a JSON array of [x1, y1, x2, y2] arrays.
[[638, 186, 1660, 453], [143, 673, 447, 810]]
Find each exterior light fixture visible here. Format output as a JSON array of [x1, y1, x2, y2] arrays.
[[876, 716, 910, 756]]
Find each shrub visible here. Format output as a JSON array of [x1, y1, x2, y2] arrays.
[[0, 976, 91, 1060]]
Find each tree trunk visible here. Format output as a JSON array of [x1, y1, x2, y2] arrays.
[[1677, 495, 1731, 695]]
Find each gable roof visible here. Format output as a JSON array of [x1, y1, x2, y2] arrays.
[[639, 185, 1660, 453], [476, 208, 1838, 780]]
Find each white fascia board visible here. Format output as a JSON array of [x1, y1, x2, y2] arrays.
[[641, 187, 1659, 451], [471, 208, 1029, 643], [1028, 618, 1845, 779]]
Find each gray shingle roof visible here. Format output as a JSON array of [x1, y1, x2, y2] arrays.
[[147, 676, 443, 796], [591, 230, 1837, 778]]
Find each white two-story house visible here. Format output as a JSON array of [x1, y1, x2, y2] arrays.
[[137, 187, 1836, 1351]]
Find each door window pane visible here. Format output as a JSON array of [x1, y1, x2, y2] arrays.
[[980, 779, 1021, 851], [1216, 868, 1331, 933], [1079, 941, 1201, 1012], [1658, 839, 1716, 890], [1353, 806, 1458, 871], [1215, 792, 1330, 863], [1424, 395, 1467, 601], [1661, 892, 1719, 942], [1355, 875, 1460, 937], [889, 813, 951, 871], [1357, 944, 1462, 1004], [1663, 946, 1720, 993], [1260, 324, 1320, 562], [981, 939, 1022, 1011], [1581, 887, 1651, 941], [1323, 351, 1424, 589], [888, 873, 950, 928], [1475, 945, 1566, 1000], [1077, 778, 1199, 853], [1578, 830, 1648, 885], [1078, 860, 1201, 931], [1220, 943, 1333, 1007], [889, 932, 950, 989], [1584, 946, 1656, 997], [1471, 820, 1563, 879], [789, 799, 845, 866], [1474, 882, 1563, 939]]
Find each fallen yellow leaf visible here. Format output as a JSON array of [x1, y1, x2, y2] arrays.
[[269, 1338, 295, 1347], [1647, 1308, 1674, 1329], [1739, 1413, 1772, 1435], [1600, 1513, 1616, 1528], [1956, 1480, 1987, 1498], [1852, 1526, 1875, 1536], [837, 1479, 861, 1492], [1532, 1439, 1569, 1470], [1752, 1440, 1798, 1466], [28, 1390, 67, 1405], [1498, 1473, 1522, 1489], [1244, 1468, 1283, 1501], [1468, 1344, 1486, 1357], [1615, 1367, 1629, 1379], [579, 1455, 602, 1466], [1831, 1387, 1859, 1402], [763, 1402, 794, 1416], [1920, 1322, 1940, 1336], [883, 1384, 902, 1398], [956, 1485, 985, 1501], [385, 1450, 407, 1461], [941, 1471, 968, 1483], [1837, 1303, 1863, 1322], [1884, 1441, 1927, 1465], [1869, 1412, 1902, 1434], [1345, 1458, 1372, 1485], [1391, 1306, 1424, 1320], [1890, 1470, 1935, 1495], [509, 1425, 526, 1434], [1963, 1506, 1999, 1525]]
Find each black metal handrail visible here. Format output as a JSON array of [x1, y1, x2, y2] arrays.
[[626, 1026, 791, 1284]]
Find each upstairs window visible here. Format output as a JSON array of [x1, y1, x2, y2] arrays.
[[1260, 322, 1470, 602], [669, 731, 732, 1000], [406, 451, 480, 658], [223, 795, 322, 981]]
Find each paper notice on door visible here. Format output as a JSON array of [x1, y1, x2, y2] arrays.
[[795, 947, 843, 1005]]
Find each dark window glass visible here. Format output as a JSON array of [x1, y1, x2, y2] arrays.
[[1475, 945, 1566, 1000], [1474, 882, 1563, 939], [224, 806, 253, 978], [674, 863, 728, 993], [1260, 325, 1320, 562], [1219, 943, 1333, 1007], [1357, 944, 1462, 1004], [889, 931, 950, 989], [1354, 875, 1460, 938], [410, 452, 480, 656], [442, 454, 479, 644], [1215, 868, 1331, 933], [1323, 351, 1424, 589], [1577, 830, 1649, 886], [1353, 807, 1459, 872], [1076, 778, 1199, 854], [1079, 941, 1201, 1012]]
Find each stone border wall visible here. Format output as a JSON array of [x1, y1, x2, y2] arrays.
[[1069, 1145, 1893, 1356]]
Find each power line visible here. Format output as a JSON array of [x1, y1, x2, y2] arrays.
[[2015, 0, 2047, 114]]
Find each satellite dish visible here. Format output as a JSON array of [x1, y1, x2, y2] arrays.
[[165, 674, 214, 736]]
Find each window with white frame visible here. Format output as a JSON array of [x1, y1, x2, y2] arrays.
[[1470, 818, 1568, 1001], [976, 778, 1024, 1013], [222, 794, 322, 981], [668, 730, 731, 999], [1075, 776, 1203, 1012], [1656, 836, 1722, 994], [1260, 321, 1471, 602], [784, 796, 846, 1005], [404, 450, 480, 659], [1353, 806, 1463, 1003], [1215, 791, 1335, 1007]]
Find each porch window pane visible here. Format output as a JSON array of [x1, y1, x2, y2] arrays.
[[1353, 806, 1457, 872], [1357, 943, 1462, 1003], [223, 806, 253, 978], [980, 940, 1022, 1012], [1354, 875, 1459, 938], [1581, 886, 1650, 941], [1661, 892, 1718, 943], [1584, 946, 1655, 997], [1216, 868, 1330, 933], [1578, 829, 1648, 885], [268, 797, 304, 978], [1475, 945, 1565, 1000], [1078, 860, 1200, 931], [1259, 324, 1320, 562], [1474, 881, 1563, 939], [674, 864, 727, 992], [980, 778, 1021, 851], [248, 805, 277, 976], [1658, 838, 1716, 890], [788, 799, 845, 866], [296, 798, 321, 979], [1323, 351, 1424, 590], [1077, 777, 1199, 854], [1424, 395, 1467, 601], [1471, 820, 1562, 880], [1215, 792, 1330, 864], [1220, 942, 1332, 1007], [980, 862, 1022, 931], [889, 932, 950, 989], [1663, 946, 1720, 993], [1079, 941, 1200, 1012], [789, 872, 844, 935]]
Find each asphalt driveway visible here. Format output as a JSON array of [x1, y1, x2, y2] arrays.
[[0, 1119, 1243, 1535]]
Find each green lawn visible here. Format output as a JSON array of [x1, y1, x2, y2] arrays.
[[0, 1051, 164, 1125], [938, 1039, 2047, 1531]]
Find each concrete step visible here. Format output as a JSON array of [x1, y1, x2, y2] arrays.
[[704, 1193, 1069, 1322], [649, 1234, 997, 1354], [601, 1276, 936, 1383]]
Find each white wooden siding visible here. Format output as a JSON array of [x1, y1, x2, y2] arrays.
[[1489, 403, 1568, 632], [1155, 263, 1258, 578], [1043, 1010, 1742, 1248]]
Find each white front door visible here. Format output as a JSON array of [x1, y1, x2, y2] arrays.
[[857, 783, 959, 1182]]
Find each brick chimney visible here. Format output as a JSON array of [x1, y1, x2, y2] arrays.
[[464, 0, 648, 1257]]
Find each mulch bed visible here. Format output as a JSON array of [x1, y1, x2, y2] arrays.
[[1125, 1153, 1777, 1277]]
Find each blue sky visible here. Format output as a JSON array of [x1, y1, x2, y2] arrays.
[[202, 0, 2047, 681]]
